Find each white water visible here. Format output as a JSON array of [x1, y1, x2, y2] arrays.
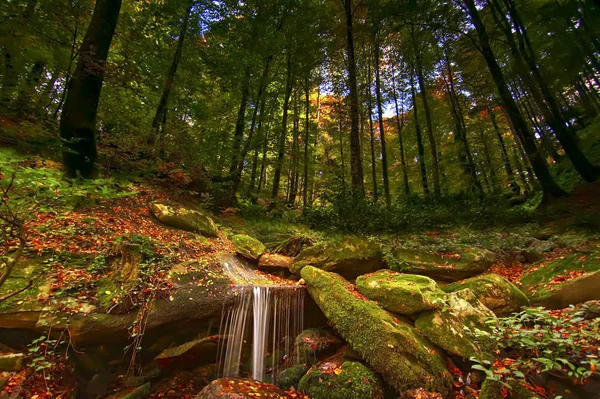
[[217, 256, 305, 383]]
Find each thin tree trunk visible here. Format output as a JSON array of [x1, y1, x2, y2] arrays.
[[366, 58, 378, 202], [343, 0, 365, 195], [59, 0, 122, 178], [463, 0, 566, 198], [410, 70, 429, 197], [249, 95, 268, 194], [15, 61, 45, 115], [272, 55, 293, 198], [373, 38, 391, 205], [289, 90, 300, 205], [489, 106, 515, 183], [391, 61, 409, 197], [148, 4, 192, 146], [229, 67, 251, 177], [303, 76, 310, 209]]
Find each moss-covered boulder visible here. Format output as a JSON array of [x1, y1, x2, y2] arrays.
[[415, 289, 496, 360], [385, 246, 496, 282], [444, 274, 529, 316], [520, 251, 600, 308], [277, 364, 308, 390], [479, 379, 503, 399], [295, 328, 343, 365], [298, 360, 384, 399], [231, 234, 266, 260], [291, 237, 382, 279], [300, 266, 451, 394], [0, 354, 24, 372], [356, 270, 445, 314], [196, 378, 289, 398], [150, 203, 218, 237], [258, 253, 293, 270]]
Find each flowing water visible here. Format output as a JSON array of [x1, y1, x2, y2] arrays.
[[217, 255, 304, 383]]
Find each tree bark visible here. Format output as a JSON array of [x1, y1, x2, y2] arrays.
[[229, 67, 251, 176], [343, 0, 365, 196], [373, 37, 391, 205], [148, 3, 192, 146], [489, 106, 515, 183], [272, 54, 293, 198], [59, 0, 122, 178], [366, 57, 379, 202], [303, 76, 310, 209], [391, 63, 409, 197], [463, 0, 566, 198], [410, 70, 429, 197]]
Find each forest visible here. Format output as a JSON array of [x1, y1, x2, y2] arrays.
[[0, 0, 599, 398]]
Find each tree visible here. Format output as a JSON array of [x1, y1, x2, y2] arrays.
[[59, 0, 122, 178]]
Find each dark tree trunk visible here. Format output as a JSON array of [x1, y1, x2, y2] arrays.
[[366, 58, 378, 202], [148, 3, 192, 146], [391, 65, 409, 197], [343, 0, 365, 196], [289, 90, 300, 205], [373, 38, 391, 205], [15, 61, 45, 115], [463, 0, 566, 198], [248, 95, 268, 194], [489, 106, 515, 183], [230, 67, 251, 176], [303, 76, 310, 209], [410, 70, 429, 197], [59, 0, 122, 178], [272, 55, 293, 198]]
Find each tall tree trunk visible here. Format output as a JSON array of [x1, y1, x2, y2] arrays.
[[411, 27, 440, 197], [257, 107, 274, 194], [59, 0, 122, 178], [148, 4, 192, 146], [249, 95, 268, 194], [272, 55, 293, 198], [338, 102, 346, 189], [229, 67, 251, 177], [15, 61, 45, 115], [366, 58, 378, 201], [478, 127, 499, 192], [373, 38, 391, 205], [489, 106, 515, 184], [289, 90, 300, 205], [410, 70, 429, 197], [343, 0, 365, 196], [303, 76, 310, 209], [391, 61, 409, 197], [463, 0, 566, 198]]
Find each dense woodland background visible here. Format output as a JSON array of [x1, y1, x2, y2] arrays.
[[1, 0, 600, 230]]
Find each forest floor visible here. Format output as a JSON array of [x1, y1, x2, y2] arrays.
[[0, 123, 599, 398]]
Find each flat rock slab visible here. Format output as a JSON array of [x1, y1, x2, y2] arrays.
[[196, 378, 290, 398]]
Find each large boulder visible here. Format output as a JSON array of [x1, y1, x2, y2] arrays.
[[415, 289, 496, 360], [298, 360, 384, 399], [384, 247, 496, 282], [258, 253, 294, 270], [356, 270, 445, 314], [295, 328, 344, 365], [520, 250, 600, 308], [277, 364, 309, 390], [0, 353, 24, 372], [300, 266, 451, 394], [443, 274, 529, 316], [150, 203, 218, 237], [231, 234, 266, 260], [291, 237, 382, 279], [196, 378, 289, 398], [152, 335, 221, 369]]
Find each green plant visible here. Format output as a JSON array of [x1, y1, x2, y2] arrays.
[[470, 306, 600, 392]]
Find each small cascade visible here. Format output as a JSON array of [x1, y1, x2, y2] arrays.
[[217, 255, 304, 383]]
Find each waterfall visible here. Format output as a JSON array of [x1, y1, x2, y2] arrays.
[[217, 256, 304, 383]]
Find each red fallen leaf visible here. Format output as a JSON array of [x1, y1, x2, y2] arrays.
[[363, 377, 369, 384]]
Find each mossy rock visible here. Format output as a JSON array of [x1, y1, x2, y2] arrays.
[[277, 364, 308, 390], [300, 266, 451, 394], [295, 328, 343, 365], [0, 354, 24, 372], [106, 382, 151, 399], [151, 203, 218, 237], [415, 289, 496, 360], [356, 270, 445, 314], [196, 378, 288, 398], [444, 274, 529, 316], [298, 360, 384, 399], [520, 250, 600, 308], [479, 379, 503, 399], [291, 237, 382, 279], [384, 246, 496, 282], [231, 234, 266, 260]]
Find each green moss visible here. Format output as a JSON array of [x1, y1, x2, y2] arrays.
[[356, 270, 445, 314], [479, 379, 503, 399], [298, 361, 383, 399], [444, 274, 529, 316], [277, 364, 308, 390], [105, 382, 151, 399], [295, 328, 342, 365], [520, 250, 600, 302], [0, 257, 48, 312], [231, 234, 266, 260], [300, 266, 451, 394], [292, 237, 382, 279], [95, 278, 123, 310], [383, 246, 495, 282]]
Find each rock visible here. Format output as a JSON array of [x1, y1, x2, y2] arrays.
[[520, 250, 600, 308], [300, 266, 451, 394], [0, 353, 24, 372], [443, 274, 529, 316], [291, 237, 382, 280], [153, 335, 221, 369], [298, 360, 384, 399], [356, 270, 445, 314], [277, 364, 308, 390], [196, 378, 290, 398], [385, 246, 496, 282], [479, 379, 503, 399], [258, 253, 293, 270], [295, 328, 343, 365], [106, 382, 151, 399], [231, 234, 266, 260], [150, 203, 218, 237], [415, 289, 496, 360]]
